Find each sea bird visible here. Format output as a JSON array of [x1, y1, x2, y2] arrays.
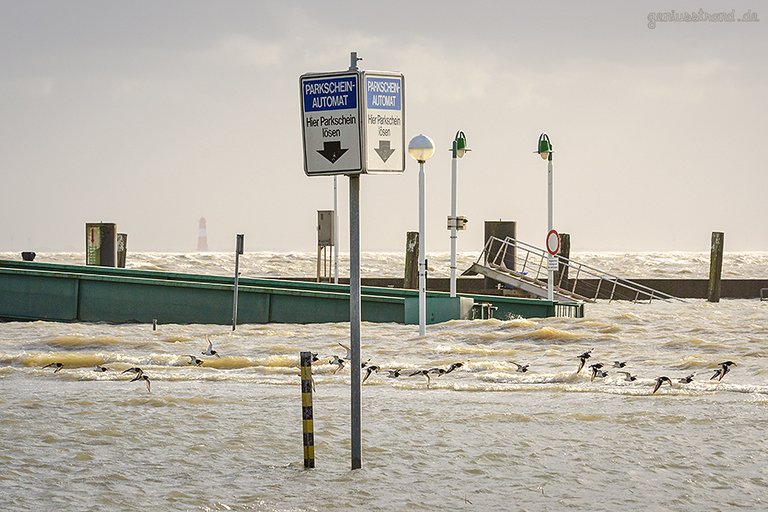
[[362, 365, 380, 383], [612, 361, 627, 368], [202, 336, 220, 357], [445, 362, 464, 374], [121, 367, 142, 375], [409, 369, 431, 388], [338, 342, 352, 361], [386, 369, 402, 378], [617, 371, 637, 382], [134, 374, 151, 393], [576, 349, 593, 374], [589, 363, 605, 382], [509, 361, 529, 373], [43, 362, 64, 373], [590, 364, 608, 381], [710, 361, 736, 381], [652, 376, 673, 394], [678, 374, 695, 384], [187, 355, 203, 366], [94, 365, 110, 372], [329, 355, 345, 374]]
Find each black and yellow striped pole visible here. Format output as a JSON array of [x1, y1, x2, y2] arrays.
[[300, 351, 315, 468]]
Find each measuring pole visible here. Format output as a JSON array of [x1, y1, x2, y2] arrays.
[[232, 234, 244, 330], [348, 51, 363, 470]]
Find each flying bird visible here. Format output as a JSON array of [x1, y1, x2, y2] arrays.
[[202, 336, 220, 357], [362, 365, 380, 383], [710, 361, 736, 381], [386, 369, 402, 378], [43, 362, 64, 373], [612, 361, 627, 368], [134, 374, 151, 393], [121, 367, 142, 375], [338, 343, 352, 361], [187, 355, 203, 366], [617, 371, 637, 382], [652, 376, 673, 394], [409, 369, 431, 388], [445, 362, 464, 374], [590, 364, 608, 381], [576, 350, 593, 374], [329, 355, 345, 374], [678, 374, 695, 384], [94, 365, 110, 372], [509, 361, 529, 373]]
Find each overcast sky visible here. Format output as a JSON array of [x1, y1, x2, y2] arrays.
[[1, 1, 766, 253]]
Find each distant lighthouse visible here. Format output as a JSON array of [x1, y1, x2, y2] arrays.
[[197, 217, 209, 251]]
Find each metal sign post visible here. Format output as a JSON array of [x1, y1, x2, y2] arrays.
[[232, 234, 244, 331], [299, 52, 405, 471]]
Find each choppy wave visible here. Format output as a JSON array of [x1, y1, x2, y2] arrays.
[[3, 250, 768, 278]]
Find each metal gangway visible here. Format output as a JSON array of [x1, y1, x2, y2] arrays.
[[464, 236, 686, 304]]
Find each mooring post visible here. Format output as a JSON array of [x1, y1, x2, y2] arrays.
[[404, 231, 419, 289], [708, 231, 724, 302], [555, 232, 570, 287], [299, 351, 315, 468], [152, 318, 157, 331]]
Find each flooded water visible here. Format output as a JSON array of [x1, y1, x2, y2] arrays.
[[1, 253, 767, 511]]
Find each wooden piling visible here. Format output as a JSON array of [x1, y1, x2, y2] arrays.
[[117, 233, 128, 268], [404, 231, 419, 289], [299, 351, 315, 468], [555, 232, 570, 286], [483, 221, 517, 289], [152, 318, 157, 331], [708, 231, 724, 302]]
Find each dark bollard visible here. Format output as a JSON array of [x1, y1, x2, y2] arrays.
[[404, 231, 419, 289], [555, 233, 570, 286], [21, 251, 36, 262], [708, 232, 724, 302]]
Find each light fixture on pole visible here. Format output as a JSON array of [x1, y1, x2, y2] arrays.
[[449, 131, 470, 298], [534, 133, 555, 302], [408, 134, 435, 336]]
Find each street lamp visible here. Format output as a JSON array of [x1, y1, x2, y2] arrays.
[[408, 134, 435, 336], [449, 131, 470, 298], [535, 133, 554, 302]]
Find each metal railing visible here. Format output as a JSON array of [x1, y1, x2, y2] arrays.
[[477, 236, 686, 303]]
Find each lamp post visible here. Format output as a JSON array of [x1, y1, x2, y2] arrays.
[[449, 131, 470, 298], [535, 133, 554, 302], [408, 134, 435, 336]]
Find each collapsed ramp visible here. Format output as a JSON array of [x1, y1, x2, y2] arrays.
[[463, 236, 687, 304]]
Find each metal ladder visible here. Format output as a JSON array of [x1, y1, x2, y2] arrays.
[[465, 236, 686, 303]]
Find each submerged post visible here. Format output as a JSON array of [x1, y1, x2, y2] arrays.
[[232, 234, 244, 330], [404, 231, 419, 289], [299, 351, 315, 468], [708, 231, 724, 302]]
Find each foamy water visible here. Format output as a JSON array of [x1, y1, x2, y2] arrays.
[[1, 253, 767, 511]]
